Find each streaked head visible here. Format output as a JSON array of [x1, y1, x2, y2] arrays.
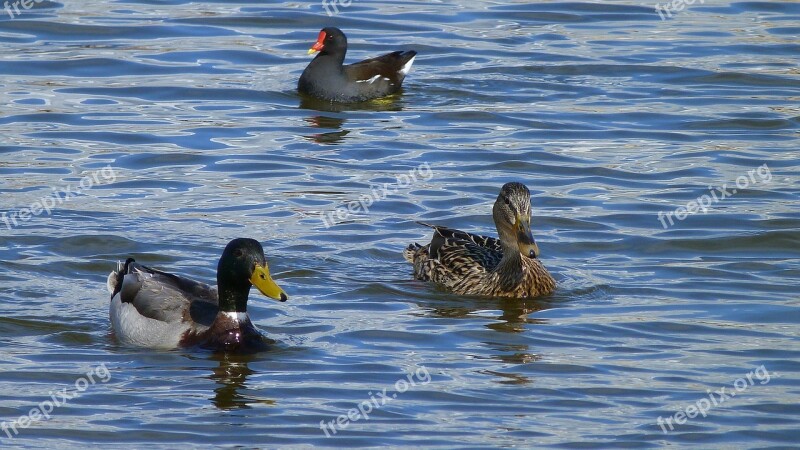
[[492, 182, 541, 258]]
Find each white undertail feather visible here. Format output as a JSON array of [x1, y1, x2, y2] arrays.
[[106, 260, 124, 294], [106, 271, 117, 294], [399, 56, 416, 76]]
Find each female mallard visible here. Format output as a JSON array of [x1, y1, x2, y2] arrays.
[[404, 182, 556, 298], [107, 238, 288, 352]]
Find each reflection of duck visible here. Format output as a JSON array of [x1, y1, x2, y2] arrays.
[[208, 354, 275, 410], [298, 27, 416, 103], [422, 296, 549, 334], [487, 297, 549, 333], [299, 92, 406, 113], [422, 296, 546, 384], [107, 238, 288, 352], [302, 114, 349, 145], [306, 115, 345, 130], [405, 182, 556, 298]]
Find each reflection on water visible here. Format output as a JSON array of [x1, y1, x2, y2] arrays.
[[299, 93, 408, 113], [207, 353, 273, 410], [420, 296, 550, 333], [299, 93, 409, 144], [303, 115, 349, 145]]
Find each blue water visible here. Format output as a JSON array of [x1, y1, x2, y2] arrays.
[[1, 1, 799, 448]]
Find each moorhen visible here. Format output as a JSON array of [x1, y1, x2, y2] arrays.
[[298, 27, 417, 103]]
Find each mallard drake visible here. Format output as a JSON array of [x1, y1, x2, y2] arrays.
[[404, 182, 556, 298], [298, 27, 416, 102], [107, 238, 288, 352]]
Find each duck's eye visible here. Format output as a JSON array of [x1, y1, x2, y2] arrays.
[[233, 249, 244, 258], [503, 196, 511, 206]]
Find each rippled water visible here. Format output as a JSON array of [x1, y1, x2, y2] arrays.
[[1, 1, 799, 448]]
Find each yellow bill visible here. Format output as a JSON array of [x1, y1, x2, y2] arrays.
[[250, 264, 288, 302]]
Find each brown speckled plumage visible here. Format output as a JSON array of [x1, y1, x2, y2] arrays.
[[404, 182, 556, 298]]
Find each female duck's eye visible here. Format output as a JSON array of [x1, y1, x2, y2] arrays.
[[503, 196, 510, 206]]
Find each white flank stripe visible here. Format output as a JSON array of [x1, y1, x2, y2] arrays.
[[356, 74, 382, 84]]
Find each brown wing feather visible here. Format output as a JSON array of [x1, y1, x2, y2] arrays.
[[417, 222, 502, 256], [345, 51, 416, 84], [406, 222, 504, 289]]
